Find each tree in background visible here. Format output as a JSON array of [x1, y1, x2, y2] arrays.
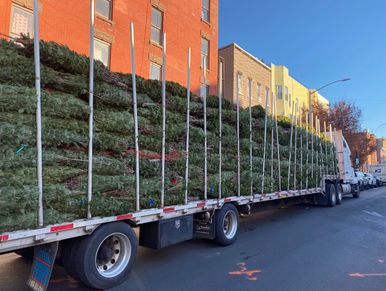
[[313, 100, 377, 167]]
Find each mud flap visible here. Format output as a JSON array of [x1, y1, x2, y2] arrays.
[[27, 242, 59, 291]]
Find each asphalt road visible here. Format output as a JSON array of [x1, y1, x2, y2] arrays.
[[1, 187, 386, 291]]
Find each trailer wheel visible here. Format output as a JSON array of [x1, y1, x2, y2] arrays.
[[62, 238, 81, 280], [335, 184, 343, 205], [73, 222, 137, 290], [353, 183, 360, 199], [15, 247, 34, 261], [214, 203, 239, 246], [326, 183, 337, 207]]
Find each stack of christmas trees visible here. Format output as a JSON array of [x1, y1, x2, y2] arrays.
[[0, 38, 335, 232]]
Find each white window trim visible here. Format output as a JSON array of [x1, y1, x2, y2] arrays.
[[237, 73, 243, 95], [94, 38, 111, 68], [95, 0, 113, 20], [9, 4, 33, 38]]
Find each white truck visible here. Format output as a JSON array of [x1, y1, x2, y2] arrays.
[[332, 130, 361, 197], [368, 164, 386, 185]]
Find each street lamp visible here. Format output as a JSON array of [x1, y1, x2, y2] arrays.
[[309, 78, 351, 120], [374, 122, 386, 134]]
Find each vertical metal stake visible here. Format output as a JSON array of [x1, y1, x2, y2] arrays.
[[293, 102, 298, 189], [161, 33, 167, 207], [184, 48, 191, 205], [130, 23, 140, 211], [203, 58, 208, 200], [261, 90, 269, 193], [305, 113, 309, 189], [249, 81, 253, 196], [311, 112, 314, 184], [287, 101, 295, 190], [34, 0, 44, 226], [300, 109, 303, 189], [87, 0, 95, 219], [218, 61, 223, 199], [274, 95, 281, 191]]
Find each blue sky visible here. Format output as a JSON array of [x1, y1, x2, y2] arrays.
[[219, 0, 386, 138]]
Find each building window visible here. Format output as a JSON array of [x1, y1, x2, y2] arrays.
[[285, 86, 289, 101], [266, 87, 270, 107], [10, 5, 33, 38], [200, 84, 210, 97], [236, 73, 243, 95], [257, 83, 261, 102], [289, 94, 292, 107], [151, 7, 163, 45], [248, 79, 252, 99], [201, 37, 209, 69], [96, 0, 112, 20], [277, 85, 283, 99], [202, 0, 210, 22], [150, 62, 162, 81], [94, 38, 111, 67]]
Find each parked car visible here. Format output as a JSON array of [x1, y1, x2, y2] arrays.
[[364, 173, 377, 188], [355, 171, 368, 190]]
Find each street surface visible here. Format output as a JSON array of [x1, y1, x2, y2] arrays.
[[1, 187, 386, 291]]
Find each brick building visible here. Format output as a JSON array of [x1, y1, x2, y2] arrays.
[[219, 43, 272, 110], [0, 0, 218, 95]]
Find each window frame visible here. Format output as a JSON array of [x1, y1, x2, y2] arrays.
[[248, 79, 253, 99], [9, 4, 34, 38], [94, 38, 111, 68], [151, 7, 163, 46], [284, 86, 289, 101], [149, 62, 162, 81], [202, 0, 210, 22], [237, 73, 243, 95], [277, 85, 283, 99], [201, 37, 210, 69], [257, 83, 262, 102], [95, 0, 113, 20]]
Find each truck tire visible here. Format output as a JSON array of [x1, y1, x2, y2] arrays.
[[213, 203, 239, 246], [15, 247, 34, 261], [335, 183, 343, 205], [62, 238, 81, 280], [73, 222, 137, 290], [326, 183, 337, 207], [353, 184, 360, 199]]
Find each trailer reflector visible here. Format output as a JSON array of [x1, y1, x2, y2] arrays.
[[50, 224, 74, 233], [163, 207, 175, 213], [116, 214, 134, 220], [224, 198, 232, 202], [0, 235, 8, 241], [197, 202, 206, 207]]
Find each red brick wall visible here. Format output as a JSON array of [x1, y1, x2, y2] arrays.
[[0, 0, 218, 95]]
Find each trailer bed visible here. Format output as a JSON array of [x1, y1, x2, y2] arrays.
[[0, 187, 322, 253]]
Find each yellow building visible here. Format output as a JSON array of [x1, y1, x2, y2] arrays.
[[272, 64, 330, 118], [271, 65, 310, 117]]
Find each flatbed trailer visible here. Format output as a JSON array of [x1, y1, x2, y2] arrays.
[[0, 3, 358, 290]]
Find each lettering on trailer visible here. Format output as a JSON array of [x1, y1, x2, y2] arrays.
[[228, 262, 262, 281], [27, 242, 59, 291]]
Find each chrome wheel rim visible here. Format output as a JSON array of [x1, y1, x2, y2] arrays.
[[95, 233, 131, 278], [223, 210, 237, 239]]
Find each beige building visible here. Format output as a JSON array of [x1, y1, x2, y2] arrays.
[[219, 43, 272, 110]]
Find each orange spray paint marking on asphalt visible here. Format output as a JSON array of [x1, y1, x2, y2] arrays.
[[350, 273, 386, 278], [228, 262, 262, 281]]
